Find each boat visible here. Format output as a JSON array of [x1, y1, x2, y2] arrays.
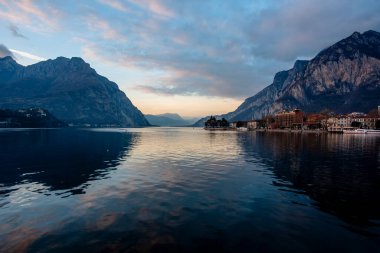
[[343, 129, 366, 134], [343, 128, 380, 134], [365, 129, 380, 134]]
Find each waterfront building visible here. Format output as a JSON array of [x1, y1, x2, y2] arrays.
[[351, 116, 378, 129], [336, 116, 351, 127], [247, 120, 260, 130], [274, 109, 303, 129], [230, 121, 247, 129], [303, 113, 325, 129], [327, 114, 380, 131]]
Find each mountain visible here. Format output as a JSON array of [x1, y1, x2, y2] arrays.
[[159, 113, 185, 121], [0, 56, 149, 127], [194, 30, 380, 126], [160, 113, 200, 125], [182, 116, 201, 125], [145, 113, 190, 126]]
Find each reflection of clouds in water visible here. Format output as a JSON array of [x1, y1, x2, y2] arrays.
[[0, 129, 140, 252], [124, 128, 242, 174], [0, 129, 139, 193], [6, 182, 47, 207], [0, 226, 42, 253], [93, 212, 121, 231], [0, 202, 75, 253], [1, 129, 379, 252], [43, 128, 247, 250]]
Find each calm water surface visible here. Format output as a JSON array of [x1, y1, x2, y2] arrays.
[[0, 128, 379, 252]]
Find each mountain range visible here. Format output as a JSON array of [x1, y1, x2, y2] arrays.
[[145, 113, 194, 126], [0, 56, 149, 127], [194, 30, 380, 126]]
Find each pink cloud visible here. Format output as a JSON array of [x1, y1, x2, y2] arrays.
[[98, 0, 130, 12], [0, 0, 62, 31], [84, 14, 128, 42], [128, 0, 176, 18]]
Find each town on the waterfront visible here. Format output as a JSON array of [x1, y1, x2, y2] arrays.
[[205, 106, 380, 133]]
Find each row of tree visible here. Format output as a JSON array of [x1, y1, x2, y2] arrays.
[[204, 116, 229, 128]]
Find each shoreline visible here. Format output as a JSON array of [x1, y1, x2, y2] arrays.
[[204, 128, 340, 134], [253, 129, 329, 134]]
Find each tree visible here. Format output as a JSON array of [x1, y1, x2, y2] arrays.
[[205, 116, 229, 128], [205, 116, 217, 128], [220, 118, 229, 127]]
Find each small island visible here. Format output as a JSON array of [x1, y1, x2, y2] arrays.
[[204, 116, 230, 130]]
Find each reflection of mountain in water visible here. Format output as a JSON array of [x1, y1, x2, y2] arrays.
[[0, 129, 138, 193], [240, 132, 380, 224]]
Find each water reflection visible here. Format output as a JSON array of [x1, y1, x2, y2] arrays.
[[0, 128, 379, 253], [241, 132, 380, 226], [0, 129, 138, 194]]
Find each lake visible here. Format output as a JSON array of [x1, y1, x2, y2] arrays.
[[0, 128, 379, 252]]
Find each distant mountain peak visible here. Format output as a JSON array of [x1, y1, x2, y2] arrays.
[[350, 31, 361, 39], [145, 113, 191, 126], [293, 60, 309, 70], [52, 56, 88, 65], [52, 56, 86, 64], [363, 30, 380, 36], [345, 30, 380, 44], [159, 113, 183, 120], [314, 30, 380, 62], [347, 30, 380, 40], [0, 56, 22, 73], [0, 56, 19, 66], [1, 55, 15, 61]]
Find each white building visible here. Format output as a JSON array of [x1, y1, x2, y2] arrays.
[[327, 115, 379, 130], [247, 120, 260, 130]]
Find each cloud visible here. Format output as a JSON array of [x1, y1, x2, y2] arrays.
[[0, 0, 62, 32], [119, 0, 380, 98], [97, 0, 129, 12], [8, 24, 28, 39], [247, 0, 380, 61], [9, 49, 46, 62], [0, 44, 15, 58], [82, 41, 280, 98], [26, 0, 377, 100], [78, 1, 288, 98], [128, 0, 176, 18], [84, 14, 128, 41]]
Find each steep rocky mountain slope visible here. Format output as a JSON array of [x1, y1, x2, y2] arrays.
[[0, 56, 149, 127], [195, 30, 380, 126]]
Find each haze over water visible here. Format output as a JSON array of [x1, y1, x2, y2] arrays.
[[0, 128, 379, 252]]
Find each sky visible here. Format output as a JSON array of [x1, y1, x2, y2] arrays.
[[1, 0, 380, 118]]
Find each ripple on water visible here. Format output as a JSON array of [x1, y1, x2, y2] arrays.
[[0, 129, 379, 252]]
